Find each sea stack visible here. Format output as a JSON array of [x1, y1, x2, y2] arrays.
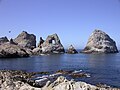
[[67, 45, 78, 54], [14, 31, 36, 49], [41, 33, 65, 54], [82, 30, 118, 53]]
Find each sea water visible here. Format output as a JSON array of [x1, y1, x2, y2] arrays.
[[0, 53, 120, 87]]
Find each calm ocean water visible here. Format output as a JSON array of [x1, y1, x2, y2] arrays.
[[0, 53, 120, 87]]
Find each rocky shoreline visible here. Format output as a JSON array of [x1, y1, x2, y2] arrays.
[[0, 70, 119, 90]]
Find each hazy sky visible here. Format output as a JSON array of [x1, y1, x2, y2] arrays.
[[0, 0, 120, 49]]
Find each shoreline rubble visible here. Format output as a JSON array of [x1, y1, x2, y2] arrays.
[[0, 70, 119, 90]]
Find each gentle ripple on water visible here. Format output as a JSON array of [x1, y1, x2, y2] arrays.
[[0, 53, 120, 87]]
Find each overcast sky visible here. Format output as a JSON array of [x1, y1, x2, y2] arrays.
[[0, 0, 120, 49]]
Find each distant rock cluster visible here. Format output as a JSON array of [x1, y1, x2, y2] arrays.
[[0, 29, 119, 58]]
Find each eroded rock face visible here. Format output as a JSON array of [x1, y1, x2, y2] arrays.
[[67, 45, 78, 54], [0, 42, 29, 58], [41, 34, 65, 54], [0, 37, 9, 45], [82, 30, 118, 53], [14, 31, 36, 49]]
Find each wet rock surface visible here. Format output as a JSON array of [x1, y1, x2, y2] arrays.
[[82, 30, 118, 54], [67, 45, 78, 54], [14, 31, 36, 49], [0, 70, 119, 90]]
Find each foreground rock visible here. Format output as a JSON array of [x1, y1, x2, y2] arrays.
[[82, 30, 118, 54], [0, 36, 9, 45], [0, 42, 29, 58], [0, 70, 40, 90], [0, 70, 119, 90], [67, 45, 78, 54], [14, 31, 36, 49], [40, 34, 65, 54]]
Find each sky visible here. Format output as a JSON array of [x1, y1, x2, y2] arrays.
[[0, 0, 120, 49]]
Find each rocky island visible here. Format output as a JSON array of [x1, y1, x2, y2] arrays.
[[82, 30, 118, 54], [0, 30, 119, 57], [66, 45, 78, 54], [33, 33, 65, 54]]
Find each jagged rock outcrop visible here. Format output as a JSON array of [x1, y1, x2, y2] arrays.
[[82, 30, 118, 53], [67, 45, 78, 54], [0, 42, 29, 58], [0, 36, 9, 45], [0, 70, 118, 90], [38, 37, 45, 48], [14, 31, 36, 49], [41, 34, 65, 54]]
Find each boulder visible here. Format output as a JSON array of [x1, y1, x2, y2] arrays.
[[0, 36, 9, 45], [0, 42, 29, 58], [53, 76, 97, 90], [82, 30, 118, 53], [41, 34, 65, 54], [67, 45, 78, 54], [14, 31, 36, 49]]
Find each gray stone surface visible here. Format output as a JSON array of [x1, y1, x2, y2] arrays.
[[67, 45, 78, 54], [82, 30, 118, 53], [41, 33, 65, 54], [14, 31, 36, 49], [0, 70, 119, 90], [0, 42, 29, 58], [32, 47, 42, 55]]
